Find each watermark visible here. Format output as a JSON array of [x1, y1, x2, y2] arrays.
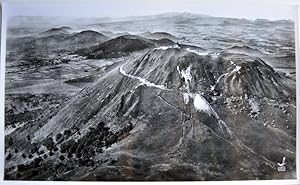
[[277, 157, 286, 172]]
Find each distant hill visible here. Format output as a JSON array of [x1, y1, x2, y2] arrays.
[[76, 35, 175, 59], [39, 28, 69, 37], [225, 45, 264, 56], [140, 31, 179, 41], [67, 30, 109, 44], [10, 29, 111, 54]]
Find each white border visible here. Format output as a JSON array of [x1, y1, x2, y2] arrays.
[[295, 3, 300, 185], [0, 0, 299, 185], [0, 0, 6, 182]]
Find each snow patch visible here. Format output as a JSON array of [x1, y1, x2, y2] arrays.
[[232, 65, 242, 73], [249, 98, 259, 113], [177, 65, 193, 93], [183, 93, 190, 104], [177, 65, 192, 84], [193, 94, 212, 115]]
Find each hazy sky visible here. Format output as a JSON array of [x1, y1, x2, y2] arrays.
[[4, 0, 297, 20]]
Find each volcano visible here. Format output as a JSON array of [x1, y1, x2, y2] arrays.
[[76, 35, 175, 59], [5, 44, 296, 180]]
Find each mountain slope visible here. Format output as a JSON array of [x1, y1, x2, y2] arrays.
[[126, 48, 293, 100], [76, 35, 175, 59], [5, 46, 296, 180]]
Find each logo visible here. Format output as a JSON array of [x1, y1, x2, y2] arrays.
[[277, 157, 286, 172]]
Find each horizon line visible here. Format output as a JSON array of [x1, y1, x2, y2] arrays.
[[7, 11, 295, 22]]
